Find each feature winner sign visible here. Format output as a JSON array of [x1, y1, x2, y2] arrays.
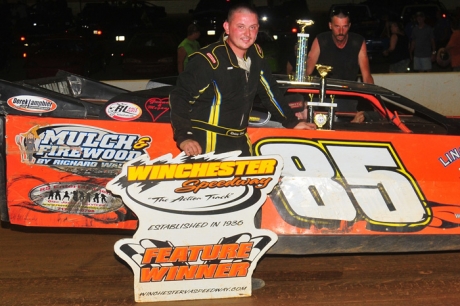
[[106, 151, 282, 302]]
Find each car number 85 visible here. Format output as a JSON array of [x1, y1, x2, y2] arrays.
[[255, 139, 430, 232]]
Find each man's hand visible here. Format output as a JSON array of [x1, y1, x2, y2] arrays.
[[293, 122, 317, 130], [351, 111, 365, 123], [180, 139, 202, 156]]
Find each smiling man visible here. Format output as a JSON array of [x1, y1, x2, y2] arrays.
[[306, 8, 374, 84], [169, 3, 315, 157]]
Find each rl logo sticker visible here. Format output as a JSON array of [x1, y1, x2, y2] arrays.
[[106, 151, 282, 302]]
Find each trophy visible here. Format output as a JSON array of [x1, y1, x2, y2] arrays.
[[288, 19, 337, 130], [305, 64, 337, 129], [294, 19, 314, 82]]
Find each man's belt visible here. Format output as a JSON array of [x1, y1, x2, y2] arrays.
[[191, 120, 247, 137]]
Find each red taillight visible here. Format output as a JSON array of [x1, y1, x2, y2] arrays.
[[23, 53, 27, 58], [20, 36, 26, 41], [442, 13, 446, 18], [291, 28, 298, 33]]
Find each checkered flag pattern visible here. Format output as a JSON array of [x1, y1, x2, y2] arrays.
[[118, 233, 273, 268]]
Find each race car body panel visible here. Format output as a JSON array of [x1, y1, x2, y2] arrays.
[[2, 72, 460, 255]]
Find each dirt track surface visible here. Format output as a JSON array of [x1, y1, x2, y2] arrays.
[[2, 224, 460, 306]]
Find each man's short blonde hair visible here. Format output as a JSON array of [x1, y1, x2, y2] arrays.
[[227, 3, 258, 22]]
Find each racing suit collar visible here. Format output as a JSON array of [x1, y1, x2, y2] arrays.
[[221, 34, 253, 67]]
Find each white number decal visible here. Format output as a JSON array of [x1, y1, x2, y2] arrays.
[[326, 145, 426, 224], [261, 142, 356, 222], [255, 139, 429, 231]]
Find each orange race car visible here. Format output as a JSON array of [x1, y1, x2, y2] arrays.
[[1, 70, 460, 255]]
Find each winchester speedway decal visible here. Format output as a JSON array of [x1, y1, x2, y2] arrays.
[[15, 124, 151, 177], [29, 182, 123, 214], [106, 151, 282, 302], [7, 95, 57, 113], [105, 102, 142, 121]]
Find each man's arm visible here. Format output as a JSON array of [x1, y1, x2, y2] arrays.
[[410, 39, 415, 60], [383, 33, 398, 55], [358, 41, 374, 84], [170, 54, 211, 154], [293, 121, 316, 130], [177, 46, 187, 73], [306, 38, 320, 76], [286, 60, 294, 75], [430, 35, 436, 61], [256, 60, 316, 130]]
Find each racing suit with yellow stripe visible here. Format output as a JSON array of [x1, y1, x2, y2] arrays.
[[169, 36, 300, 156]]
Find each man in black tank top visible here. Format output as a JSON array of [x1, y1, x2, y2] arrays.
[[306, 9, 374, 84]]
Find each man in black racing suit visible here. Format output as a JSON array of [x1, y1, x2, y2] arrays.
[[169, 4, 315, 157]]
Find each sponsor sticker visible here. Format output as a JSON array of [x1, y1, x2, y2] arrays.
[[105, 102, 142, 121], [7, 95, 57, 113], [29, 182, 123, 214], [438, 145, 460, 167], [145, 97, 169, 122], [15, 124, 151, 177]]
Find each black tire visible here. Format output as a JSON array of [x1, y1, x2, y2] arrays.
[[0, 152, 7, 223], [0, 115, 7, 222]]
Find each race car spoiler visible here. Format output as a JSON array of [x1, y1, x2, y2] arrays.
[[0, 71, 178, 123], [0, 71, 128, 119], [0, 80, 98, 119]]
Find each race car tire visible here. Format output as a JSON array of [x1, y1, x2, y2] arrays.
[[0, 115, 7, 222], [437, 48, 451, 68], [0, 153, 7, 222]]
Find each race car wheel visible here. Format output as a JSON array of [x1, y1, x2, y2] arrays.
[[0, 116, 6, 222], [0, 153, 7, 223]]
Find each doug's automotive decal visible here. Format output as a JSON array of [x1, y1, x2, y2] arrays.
[[7, 95, 57, 113], [29, 182, 123, 214], [106, 151, 281, 302], [15, 124, 151, 177]]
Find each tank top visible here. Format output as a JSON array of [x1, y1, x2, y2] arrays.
[[316, 32, 364, 81]]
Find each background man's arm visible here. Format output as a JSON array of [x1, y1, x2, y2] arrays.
[[306, 38, 320, 76], [177, 47, 187, 73], [431, 36, 436, 61], [286, 61, 294, 75], [383, 33, 398, 55], [410, 39, 415, 61], [358, 41, 374, 84]]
